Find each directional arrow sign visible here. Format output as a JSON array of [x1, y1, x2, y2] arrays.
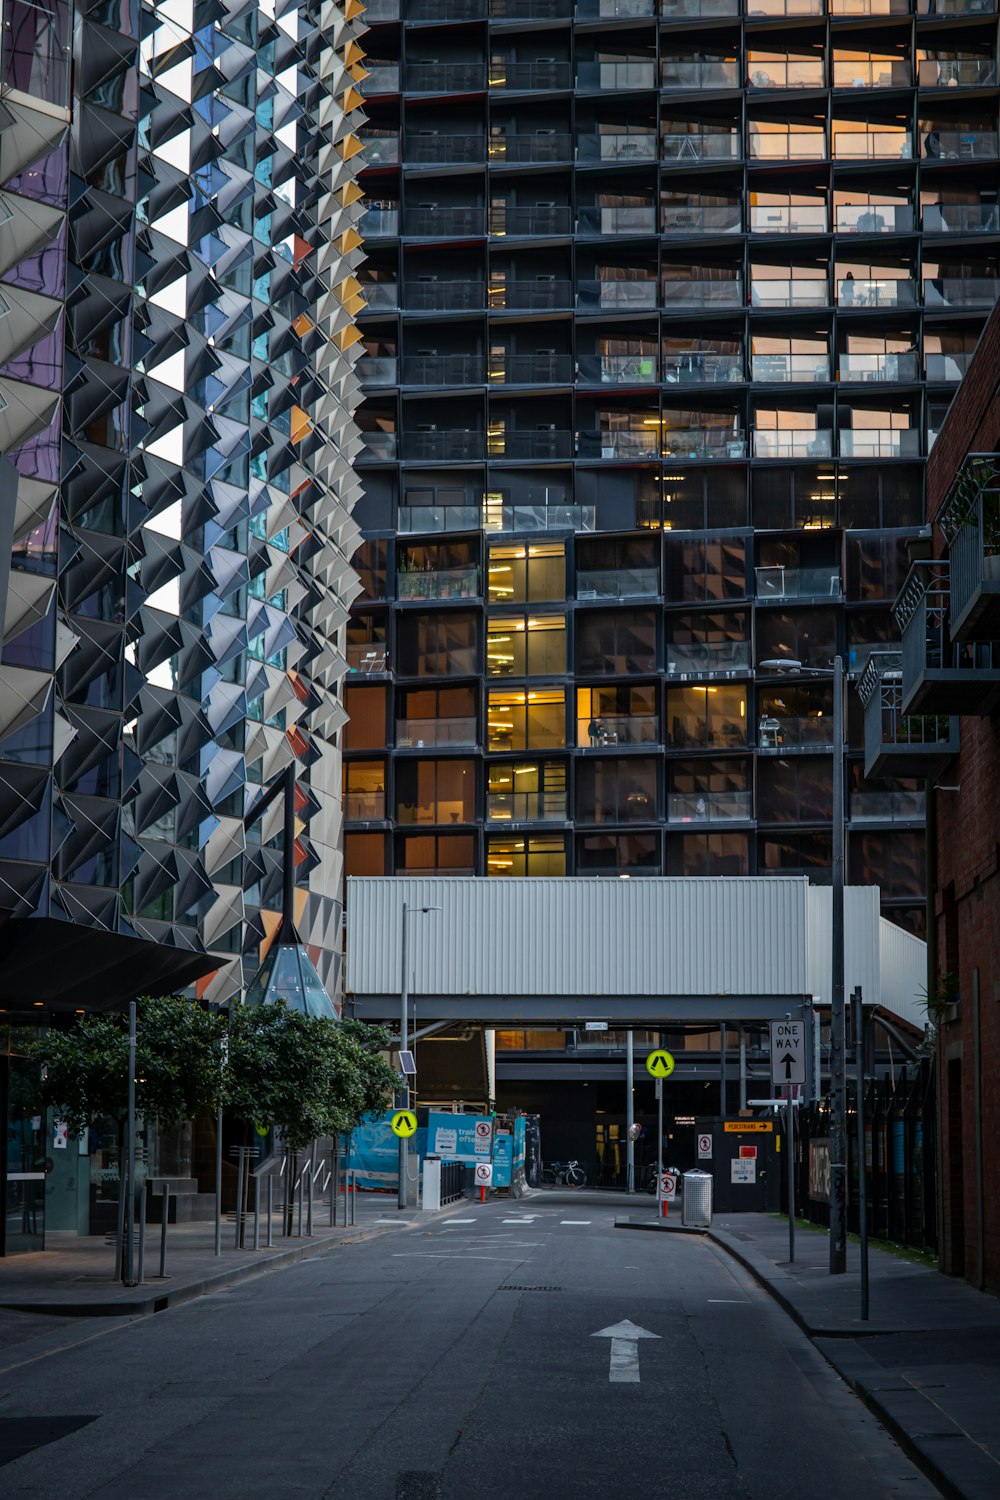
[[769, 1020, 805, 1086], [591, 1319, 660, 1384]]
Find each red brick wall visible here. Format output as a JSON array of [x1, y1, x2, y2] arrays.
[[927, 298, 1000, 519]]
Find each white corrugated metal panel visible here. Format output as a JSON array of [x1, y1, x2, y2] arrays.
[[879, 917, 928, 1030], [346, 877, 811, 998], [806, 884, 882, 1010]]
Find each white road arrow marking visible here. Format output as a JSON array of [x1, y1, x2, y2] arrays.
[[591, 1319, 660, 1384]]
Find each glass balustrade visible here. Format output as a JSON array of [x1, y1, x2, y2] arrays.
[[838, 352, 920, 382], [346, 644, 389, 673], [923, 277, 1000, 307], [360, 67, 400, 94], [586, 429, 660, 457], [758, 714, 835, 748], [576, 0, 656, 13], [345, 791, 386, 820], [396, 567, 481, 601], [578, 132, 658, 162], [751, 353, 830, 382], [919, 60, 997, 88], [750, 205, 829, 233], [491, 280, 573, 309], [577, 568, 660, 599], [405, 136, 485, 164], [363, 0, 399, 17], [835, 203, 913, 233], [662, 430, 747, 458], [361, 207, 399, 237], [485, 504, 597, 532], [488, 354, 574, 384], [662, 132, 740, 161], [577, 280, 658, 310], [753, 430, 833, 458], [362, 282, 399, 309], [403, 431, 484, 461], [746, 0, 823, 12], [756, 566, 841, 599], [488, 133, 573, 163], [661, 60, 740, 89], [358, 356, 398, 385], [404, 208, 486, 236], [663, 203, 742, 233], [489, 61, 573, 90], [406, 64, 485, 92], [839, 429, 920, 457], [360, 431, 397, 460], [404, 281, 484, 311], [916, 0, 995, 10], [663, 352, 743, 384], [396, 718, 478, 748], [850, 789, 925, 822], [832, 61, 912, 89], [491, 205, 574, 235], [491, 0, 570, 14], [749, 129, 826, 160], [923, 131, 999, 159], [409, 0, 484, 13], [836, 278, 916, 307], [488, 430, 574, 459], [578, 205, 657, 234], [486, 791, 568, 822], [750, 281, 828, 308], [666, 640, 751, 674], [663, 279, 743, 307], [748, 60, 826, 88], [660, 0, 740, 13], [926, 352, 974, 380], [922, 203, 1000, 232], [398, 506, 483, 533], [577, 61, 658, 90], [401, 355, 486, 385], [834, 131, 912, 159], [597, 353, 659, 382], [830, 0, 912, 12], [576, 714, 659, 746], [362, 135, 400, 163], [668, 792, 753, 823]]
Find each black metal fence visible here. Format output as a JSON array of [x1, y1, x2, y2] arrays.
[[793, 1060, 937, 1254], [440, 1162, 464, 1205]]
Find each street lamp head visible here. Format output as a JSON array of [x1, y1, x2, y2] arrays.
[[419, 905, 442, 914]]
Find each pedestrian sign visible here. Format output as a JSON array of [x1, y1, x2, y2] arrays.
[[645, 1049, 675, 1079], [769, 1020, 806, 1086], [474, 1162, 493, 1185], [254, 1122, 270, 1138], [391, 1110, 417, 1138]]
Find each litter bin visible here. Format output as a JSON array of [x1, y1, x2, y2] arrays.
[[682, 1169, 712, 1228]]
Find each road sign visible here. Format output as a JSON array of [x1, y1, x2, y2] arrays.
[[769, 1019, 806, 1086], [697, 1132, 713, 1160], [645, 1049, 675, 1079], [391, 1110, 417, 1138], [474, 1120, 493, 1155], [474, 1162, 493, 1185], [731, 1157, 756, 1185], [661, 1171, 677, 1199], [254, 1122, 270, 1137], [739, 1145, 757, 1160], [584, 1021, 608, 1032], [724, 1121, 773, 1133]]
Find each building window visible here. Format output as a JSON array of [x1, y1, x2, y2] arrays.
[[487, 761, 567, 823], [666, 833, 749, 876], [668, 758, 751, 824], [495, 1029, 567, 1050], [345, 833, 385, 876], [397, 539, 479, 602], [665, 536, 747, 602], [343, 760, 385, 821], [398, 833, 476, 874], [757, 758, 832, 824], [396, 611, 478, 677], [344, 685, 387, 750], [575, 609, 658, 675], [396, 760, 476, 825], [666, 685, 747, 748], [576, 684, 658, 746], [487, 689, 566, 751], [487, 541, 565, 603], [849, 830, 924, 898], [354, 539, 388, 599], [396, 685, 477, 749], [576, 757, 659, 824], [759, 831, 831, 877], [486, 615, 566, 677], [486, 835, 567, 876], [576, 831, 660, 875]]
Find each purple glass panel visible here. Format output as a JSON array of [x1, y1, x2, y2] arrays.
[[8, 416, 60, 484], [1, 229, 67, 298], [3, 142, 69, 205], [1, 0, 72, 108], [0, 321, 64, 390]]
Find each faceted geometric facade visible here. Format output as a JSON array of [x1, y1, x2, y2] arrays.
[[0, 0, 366, 1012]]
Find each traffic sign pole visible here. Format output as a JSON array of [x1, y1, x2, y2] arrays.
[[656, 1077, 663, 1214], [399, 902, 409, 1211], [786, 1083, 795, 1265]]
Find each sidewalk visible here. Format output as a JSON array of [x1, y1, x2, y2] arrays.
[[0, 1191, 452, 1319], [620, 1201, 1000, 1500]]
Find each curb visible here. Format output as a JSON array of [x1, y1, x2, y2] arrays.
[[614, 1217, 704, 1235]]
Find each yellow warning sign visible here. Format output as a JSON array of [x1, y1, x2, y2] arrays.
[[724, 1121, 773, 1133], [391, 1110, 417, 1138], [645, 1050, 675, 1079]]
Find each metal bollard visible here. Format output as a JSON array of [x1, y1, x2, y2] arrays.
[[306, 1154, 313, 1238], [138, 1185, 147, 1284], [159, 1183, 170, 1277], [234, 1148, 245, 1250], [253, 1172, 260, 1250]]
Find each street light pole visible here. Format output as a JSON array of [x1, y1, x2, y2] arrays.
[[829, 652, 848, 1274], [398, 901, 440, 1211]]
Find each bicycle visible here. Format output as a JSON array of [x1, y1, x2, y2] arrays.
[[542, 1160, 587, 1188]]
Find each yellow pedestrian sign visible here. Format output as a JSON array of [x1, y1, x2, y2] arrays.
[[646, 1050, 675, 1079], [391, 1109, 417, 1138]]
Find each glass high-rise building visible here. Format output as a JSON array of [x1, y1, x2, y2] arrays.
[[347, 0, 999, 932]]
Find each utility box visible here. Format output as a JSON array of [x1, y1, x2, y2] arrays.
[[682, 1170, 712, 1228], [422, 1157, 441, 1213], [696, 1117, 780, 1213]]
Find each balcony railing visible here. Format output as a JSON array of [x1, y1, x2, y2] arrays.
[[578, 132, 658, 163], [833, 61, 911, 89], [663, 203, 741, 233], [404, 280, 484, 311], [923, 131, 999, 160], [577, 61, 658, 91], [748, 61, 826, 89], [851, 790, 925, 823], [663, 279, 743, 308], [488, 353, 574, 385], [345, 791, 386, 820], [361, 282, 399, 310], [750, 281, 828, 308], [346, 645, 389, 674], [360, 431, 397, 460], [485, 503, 596, 532], [746, 0, 823, 12], [489, 61, 572, 90], [398, 506, 483, 534], [839, 352, 920, 382], [923, 277, 1000, 308], [756, 565, 841, 599], [751, 354, 830, 383], [663, 352, 743, 384], [361, 134, 399, 163], [661, 0, 740, 14], [749, 129, 826, 160], [403, 208, 486, 236], [577, 205, 657, 235], [490, 0, 570, 15], [396, 718, 477, 748], [662, 430, 747, 459], [488, 133, 573, 163], [836, 278, 916, 307], [919, 60, 997, 88], [360, 67, 400, 94], [926, 352, 974, 381], [593, 353, 659, 383], [858, 653, 960, 779], [663, 132, 740, 162], [409, 0, 484, 14], [578, 279, 658, 311], [491, 205, 573, 236], [404, 136, 485, 164], [358, 356, 398, 386], [363, 0, 399, 18], [397, 566, 480, 601], [833, 131, 913, 160], [361, 207, 399, 237], [750, 205, 828, 234], [835, 203, 913, 233], [668, 792, 753, 822], [757, 714, 834, 749], [490, 279, 573, 309], [830, 0, 912, 12], [939, 457, 1000, 641], [406, 63, 485, 92], [753, 431, 833, 458], [403, 430, 483, 461], [922, 203, 1000, 233], [401, 355, 486, 385], [577, 714, 660, 746], [661, 60, 740, 90], [895, 560, 1000, 715], [581, 429, 659, 458], [839, 429, 920, 457], [577, 568, 660, 599], [576, 0, 655, 14], [488, 429, 574, 459], [487, 792, 568, 822], [666, 640, 751, 675], [916, 0, 994, 9]]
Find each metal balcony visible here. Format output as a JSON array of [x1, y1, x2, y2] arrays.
[[488, 429, 574, 459], [404, 280, 484, 312], [488, 353, 575, 385], [894, 559, 1000, 714], [490, 279, 573, 310], [406, 64, 485, 93], [857, 652, 959, 779], [922, 203, 1000, 234], [404, 136, 485, 165], [939, 456, 1000, 641], [403, 430, 483, 461], [403, 207, 486, 237], [489, 61, 573, 90], [400, 354, 486, 386], [488, 133, 573, 164]]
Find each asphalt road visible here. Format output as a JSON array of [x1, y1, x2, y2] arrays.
[[0, 1201, 940, 1500]]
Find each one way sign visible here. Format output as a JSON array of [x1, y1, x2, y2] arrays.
[[769, 1020, 805, 1086]]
